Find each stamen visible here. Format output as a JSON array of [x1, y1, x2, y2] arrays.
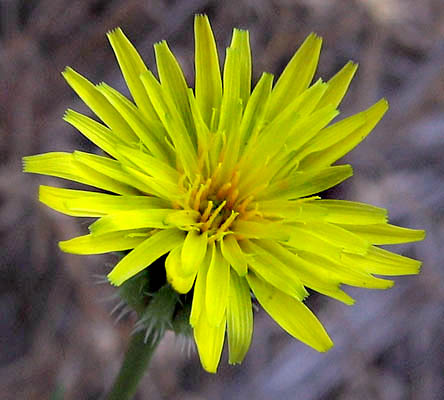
[[203, 200, 226, 231], [184, 191, 192, 210], [209, 162, 222, 191], [238, 182, 268, 204], [217, 182, 232, 199], [208, 211, 239, 243], [243, 204, 263, 220], [191, 174, 201, 192], [200, 201, 214, 223], [187, 175, 201, 208], [231, 170, 240, 188], [193, 184, 206, 211], [198, 151, 206, 171], [226, 188, 239, 209], [212, 215, 224, 230], [218, 210, 239, 233], [200, 178, 212, 202], [237, 195, 254, 213]]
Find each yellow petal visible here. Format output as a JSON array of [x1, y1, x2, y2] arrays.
[[336, 223, 426, 245], [259, 165, 353, 200], [67, 195, 167, 216], [23, 152, 137, 195], [194, 14, 222, 127], [299, 98, 388, 169], [227, 271, 253, 364], [299, 251, 394, 290], [233, 220, 290, 241], [317, 61, 358, 109], [72, 151, 148, 193], [113, 143, 179, 184], [254, 239, 355, 305], [296, 105, 366, 159], [63, 109, 123, 159], [193, 309, 226, 373], [163, 209, 200, 229], [241, 240, 308, 300], [107, 27, 157, 120], [286, 225, 342, 260], [205, 243, 230, 326], [59, 230, 148, 254], [239, 81, 330, 184], [140, 69, 198, 179], [297, 221, 369, 255], [218, 44, 242, 151], [218, 44, 244, 178], [267, 33, 322, 121], [257, 199, 327, 221], [39, 185, 104, 217], [96, 83, 170, 163], [190, 248, 212, 326], [342, 245, 422, 276], [247, 272, 333, 352], [165, 245, 197, 294], [62, 67, 136, 141], [285, 105, 339, 152], [39, 185, 166, 217], [88, 209, 178, 234], [230, 28, 251, 108], [218, 41, 241, 132], [107, 229, 185, 286], [154, 40, 194, 135], [187, 88, 210, 158], [122, 164, 182, 200], [290, 79, 328, 116], [181, 230, 208, 276], [238, 72, 273, 154], [220, 235, 248, 276], [310, 199, 388, 225]]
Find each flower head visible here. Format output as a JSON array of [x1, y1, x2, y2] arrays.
[[23, 15, 425, 372]]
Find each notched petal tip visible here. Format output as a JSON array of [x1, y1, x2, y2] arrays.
[[61, 66, 77, 81], [194, 13, 208, 21], [107, 273, 120, 287], [106, 26, 123, 38], [154, 39, 168, 49], [232, 27, 249, 35], [62, 108, 74, 121], [21, 156, 30, 172], [107, 268, 125, 287]]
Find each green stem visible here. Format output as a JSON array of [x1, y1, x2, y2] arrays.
[[106, 329, 163, 400]]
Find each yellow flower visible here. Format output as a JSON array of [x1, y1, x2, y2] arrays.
[[23, 15, 425, 372]]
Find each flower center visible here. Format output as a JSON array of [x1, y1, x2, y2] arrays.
[[179, 165, 257, 242]]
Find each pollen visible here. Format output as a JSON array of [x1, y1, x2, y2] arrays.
[[183, 166, 247, 239]]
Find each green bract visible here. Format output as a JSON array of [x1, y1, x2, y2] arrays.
[[24, 15, 425, 373]]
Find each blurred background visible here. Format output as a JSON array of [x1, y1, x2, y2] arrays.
[[1, 0, 443, 399]]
